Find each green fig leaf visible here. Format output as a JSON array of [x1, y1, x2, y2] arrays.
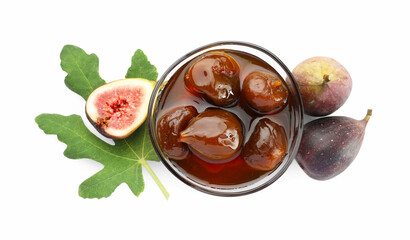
[[35, 114, 161, 198], [35, 45, 168, 199], [126, 49, 158, 81], [60, 45, 106, 100]]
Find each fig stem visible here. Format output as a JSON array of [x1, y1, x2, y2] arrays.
[[323, 74, 331, 83], [364, 109, 373, 122], [140, 159, 170, 200]]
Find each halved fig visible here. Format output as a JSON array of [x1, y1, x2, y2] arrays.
[[85, 78, 155, 139]]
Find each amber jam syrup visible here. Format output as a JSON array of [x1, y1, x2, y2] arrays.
[[156, 50, 296, 188]]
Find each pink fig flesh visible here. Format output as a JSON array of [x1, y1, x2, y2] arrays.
[[85, 79, 154, 139]]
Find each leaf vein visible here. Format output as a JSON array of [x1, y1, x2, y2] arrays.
[[67, 50, 94, 92], [47, 117, 135, 162], [124, 139, 140, 159], [80, 162, 139, 194]]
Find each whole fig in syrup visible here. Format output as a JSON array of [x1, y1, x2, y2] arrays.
[[157, 106, 198, 160], [185, 51, 240, 107], [242, 71, 288, 113], [296, 109, 372, 180], [178, 109, 243, 162], [242, 118, 287, 171]]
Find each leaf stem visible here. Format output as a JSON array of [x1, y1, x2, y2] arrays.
[[140, 159, 169, 200]]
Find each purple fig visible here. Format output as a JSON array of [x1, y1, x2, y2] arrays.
[[291, 57, 352, 116], [296, 109, 372, 180]]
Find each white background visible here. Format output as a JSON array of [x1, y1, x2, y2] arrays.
[[1, 0, 409, 239]]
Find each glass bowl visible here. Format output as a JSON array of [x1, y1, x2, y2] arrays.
[[147, 41, 304, 196]]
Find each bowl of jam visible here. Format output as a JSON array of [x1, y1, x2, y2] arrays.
[[148, 41, 304, 196]]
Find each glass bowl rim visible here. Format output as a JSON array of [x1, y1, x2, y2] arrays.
[[147, 41, 304, 197]]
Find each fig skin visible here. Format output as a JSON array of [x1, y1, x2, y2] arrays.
[[242, 118, 288, 171], [178, 109, 243, 162], [291, 57, 352, 116], [242, 72, 288, 113], [296, 109, 372, 180], [185, 51, 240, 107], [157, 106, 198, 160]]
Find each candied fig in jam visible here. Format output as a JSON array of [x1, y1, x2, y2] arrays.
[[243, 118, 287, 171], [242, 72, 288, 113], [185, 52, 240, 107], [157, 106, 198, 160], [179, 109, 243, 162]]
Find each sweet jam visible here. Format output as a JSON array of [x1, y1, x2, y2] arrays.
[[156, 50, 296, 188]]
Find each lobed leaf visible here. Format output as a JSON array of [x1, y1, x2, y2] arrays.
[[35, 45, 167, 199], [126, 49, 158, 81], [60, 45, 106, 100], [35, 113, 158, 198]]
